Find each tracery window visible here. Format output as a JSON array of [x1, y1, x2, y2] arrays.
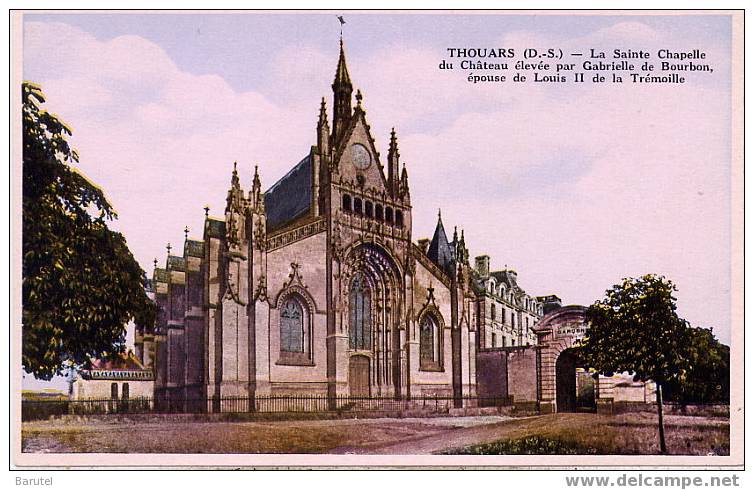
[[280, 297, 305, 353], [349, 273, 371, 350], [420, 313, 442, 370]]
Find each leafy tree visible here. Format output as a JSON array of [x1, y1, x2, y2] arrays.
[[22, 81, 155, 380], [665, 327, 730, 405], [580, 274, 689, 454]]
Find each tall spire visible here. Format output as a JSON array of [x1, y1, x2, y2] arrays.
[[332, 37, 353, 146], [335, 37, 351, 85], [428, 210, 454, 275]]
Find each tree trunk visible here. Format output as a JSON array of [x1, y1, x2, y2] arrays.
[[656, 383, 667, 454]]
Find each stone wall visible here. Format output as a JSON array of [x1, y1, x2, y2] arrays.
[[266, 231, 328, 392], [507, 346, 538, 404], [73, 379, 153, 399], [411, 259, 454, 395], [476, 349, 507, 401]]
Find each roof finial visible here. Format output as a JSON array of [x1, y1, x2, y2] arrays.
[[204, 205, 210, 217], [166, 242, 172, 255], [230, 161, 240, 189], [252, 164, 261, 195], [438, 208, 442, 221], [318, 97, 328, 127], [355, 89, 363, 107], [184, 226, 190, 240], [389, 127, 398, 151], [153, 258, 158, 270]]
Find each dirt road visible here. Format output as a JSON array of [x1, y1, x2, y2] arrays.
[[21, 412, 729, 455]]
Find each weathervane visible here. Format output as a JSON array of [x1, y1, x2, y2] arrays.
[[337, 15, 346, 37]]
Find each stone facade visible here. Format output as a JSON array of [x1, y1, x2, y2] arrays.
[[138, 40, 492, 410], [473, 255, 542, 348]]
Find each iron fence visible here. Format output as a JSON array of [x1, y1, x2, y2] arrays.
[[21, 394, 512, 420]]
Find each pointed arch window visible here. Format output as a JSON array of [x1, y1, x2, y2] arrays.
[[349, 273, 372, 350], [278, 294, 314, 365], [281, 298, 304, 353], [420, 313, 443, 371]]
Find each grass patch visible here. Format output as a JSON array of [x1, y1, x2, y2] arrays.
[[443, 435, 599, 455]]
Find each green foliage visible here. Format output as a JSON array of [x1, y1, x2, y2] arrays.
[[665, 327, 730, 404], [580, 274, 690, 386], [22, 82, 155, 380], [443, 435, 598, 455]]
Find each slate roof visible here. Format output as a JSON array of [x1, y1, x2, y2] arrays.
[[427, 215, 454, 274], [206, 218, 225, 239], [491, 270, 519, 290], [264, 155, 312, 230], [185, 239, 204, 258], [167, 255, 186, 272], [153, 268, 169, 284]]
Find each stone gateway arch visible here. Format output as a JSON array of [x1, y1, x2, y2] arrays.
[[475, 305, 654, 414], [534, 306, 601, 413]]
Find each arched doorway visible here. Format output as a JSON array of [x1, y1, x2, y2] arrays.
[[534, 306, 597, 413], [555, 348, 595, 412], [349, 355, 370, 397], [556, 349, 578, 412], [344, 243, 403, 398]]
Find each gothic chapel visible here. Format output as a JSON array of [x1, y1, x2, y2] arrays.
[[138, 39, 551, 411]]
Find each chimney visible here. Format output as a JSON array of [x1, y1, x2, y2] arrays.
[[475, 255, 490, 277]]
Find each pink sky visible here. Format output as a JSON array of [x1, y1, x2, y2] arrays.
[[21, 13, 734, 356]]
